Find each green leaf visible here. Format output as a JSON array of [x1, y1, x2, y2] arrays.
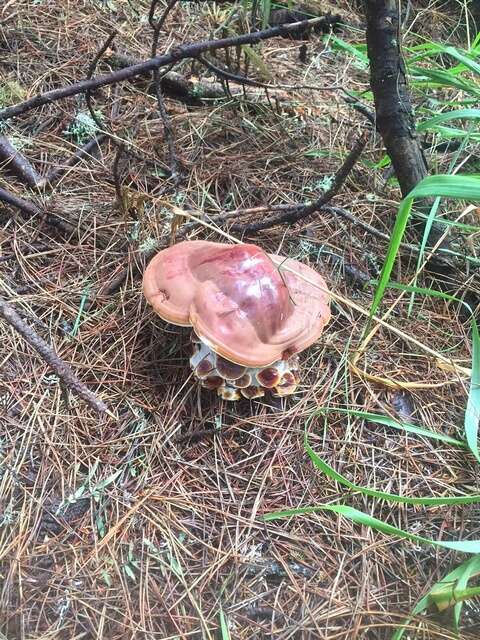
[[426, 124, 480, 141], [91, 468, 123, 493], [452, 556, 480, 629], [369, 175, 480, 320], [392, 555, 480, 640], [417, 108, 480, 131], [369, 196, 413, 319], [261, 0, 272, 30], [465, 318, 480, 463], [431, 584, 480, 612], [219, 608, 231, 640], [264, 503, 480, 553], [70, 284, 91, 338], [123, 564, 136, 582], [303, 409, 476, 506], [328, 35, 369, 66], [405, 175, 480, 199], [411, 67, 480, 95], [441, 45, 480, 75], [311, 408, 465, 447], [101, 569, 112, 587]]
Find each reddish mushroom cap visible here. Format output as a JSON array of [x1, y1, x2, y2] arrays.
[[143, 240, 330, 368]]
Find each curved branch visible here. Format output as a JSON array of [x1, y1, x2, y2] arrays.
[[0, 17, 331, 122]]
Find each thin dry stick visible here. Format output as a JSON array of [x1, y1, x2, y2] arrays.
[[0, 296, 110, 415], [198, 55, 338, 92], [231, 130, 371, 233], [0, 17, 330, 122], [44, 134, 107, 185], [84, 30, 128, 209], [109, 52, 334, 102], [0, 135, 45, 187], [98, 197, 420, 298], [150, 0, 181, 186], [0, 185, 73, 233]]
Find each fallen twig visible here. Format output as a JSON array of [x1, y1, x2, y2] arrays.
[[0, 296, 109, 415], [150, 0, 181, 187], [85, 31, 130, 212], [0, 135, 45, 187], [44, 134, 107, 185], [0, 185, 73, 232], [197, 55, 338, 93], [0, 131, 106, 190], [0, 17, 331, 122], [85, 30, 118, 131], [109, 52, 336, 102], [231, 130, 370, 233]]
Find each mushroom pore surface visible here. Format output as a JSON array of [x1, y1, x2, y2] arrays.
[[143, 240, 330, 368]]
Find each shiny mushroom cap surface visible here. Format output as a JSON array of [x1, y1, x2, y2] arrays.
[[143, 240, 331, 368]]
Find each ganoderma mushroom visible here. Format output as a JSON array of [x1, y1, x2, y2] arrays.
[[143, 240, 330, 400]]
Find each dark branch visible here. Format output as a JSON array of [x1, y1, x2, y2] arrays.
[[0, 135, 45, 188], [363, 0, 459, 271], [0, 17, 330, 122], [197, 55, 266, 88], [0, 186, 73, 232], [150, 0, 181, 186], [231, 130, 370, 233], [364, 1, 427, 196], [0, 296, 109, 415]]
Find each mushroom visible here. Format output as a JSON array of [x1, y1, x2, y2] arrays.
[[143, 240, 330, 400]]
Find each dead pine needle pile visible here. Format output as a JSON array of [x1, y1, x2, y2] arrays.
[[1, 1, 480, 638]]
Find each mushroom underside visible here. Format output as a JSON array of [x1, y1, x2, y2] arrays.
[[190, 333, 300, 401]]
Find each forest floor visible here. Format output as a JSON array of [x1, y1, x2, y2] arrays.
[[1, 1, 480, 638]]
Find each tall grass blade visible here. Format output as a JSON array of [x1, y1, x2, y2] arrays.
[[264, 503, 480, 553], [370, 175, 480, 319], [303, 409, 477, 506], [391, 555, 480, 640], [417, 108, 480, 131], [219, 609, 231, 640], [465, 318, 480, 463]]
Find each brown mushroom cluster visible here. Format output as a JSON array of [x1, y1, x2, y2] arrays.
[[143, 240, 330, 400]]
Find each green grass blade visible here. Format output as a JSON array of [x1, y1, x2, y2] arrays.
[[328, 35, 369, 66], [391, 555, 480, 640], [70, 284, 91, 337], [406, 175, 480, 199], [370, 175, 480, 319], [441, 45, 480, 74], [303, 409, 477, 506], [310, 408, 465, 447], [427, 124, 480, 141], [406, 195, 441, 317], [465, 318, 480, 463], [370, 197, 413, 318], [261, 0, 271, 30], [305, 437, 477, 505], [408, 129, 472, 315], [412, 211, 480, 233], [411, 67, 480, 95], [417, 108, 480, 131], [264, 503, 480, 553], [453, 557, 480, 629], [219, 608, 231, 640]]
